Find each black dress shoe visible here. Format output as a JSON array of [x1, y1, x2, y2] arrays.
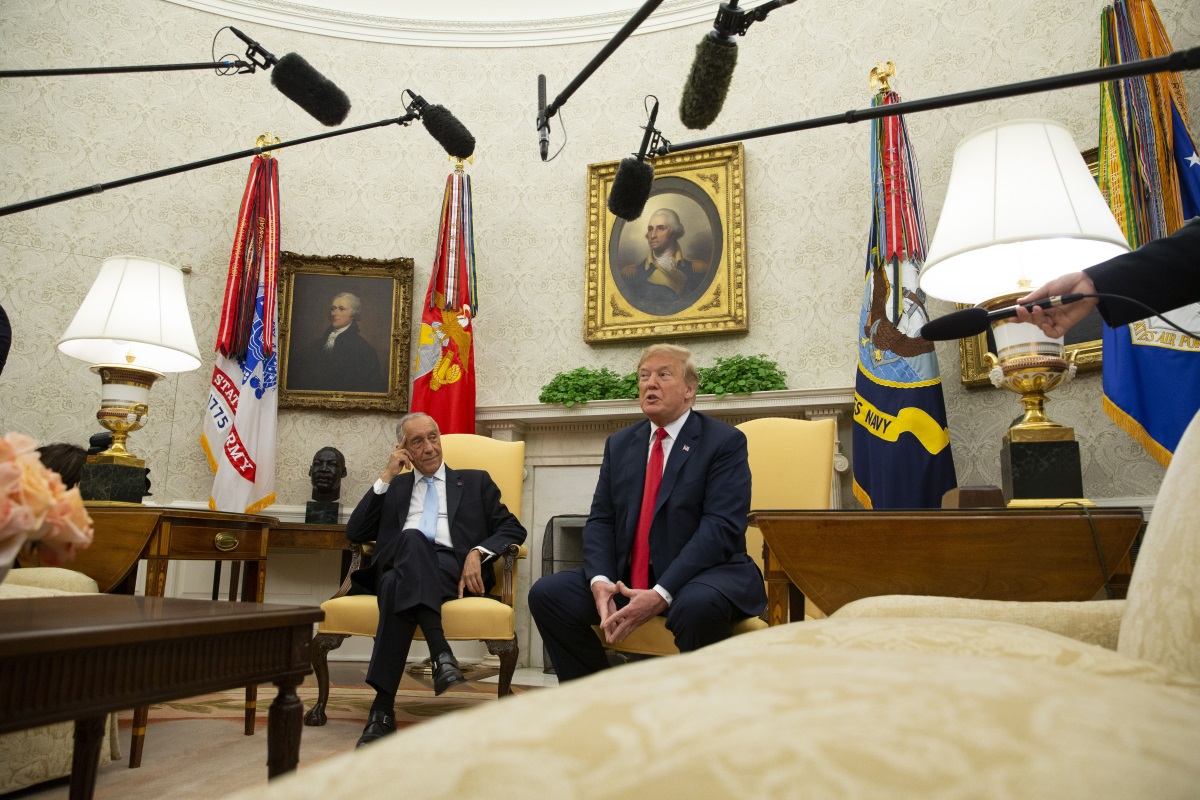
[[355, 709, 396, 748], [431, 651, 467, 696]]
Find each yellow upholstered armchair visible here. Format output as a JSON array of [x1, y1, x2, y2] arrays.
[[595, 416, 837, 657], [304, 434, 526, 726]]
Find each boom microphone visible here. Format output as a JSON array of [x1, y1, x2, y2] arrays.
[[538, 74, 550, 161], [229, 27, 351, 126], [919, 294, 1088, 341], [405, 92, 476, 159], [679, 0, 798, 130], [679, 6, 739, 130], [607, 98, 660, 221]]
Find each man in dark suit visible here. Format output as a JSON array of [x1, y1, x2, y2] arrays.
[[288, 292, 385, 393], [346, 412, 526, 747], [529, 344, 766, 681]]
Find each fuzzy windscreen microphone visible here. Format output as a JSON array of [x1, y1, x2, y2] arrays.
[[607, 158, 655, 221], [679, 33, 738, 130], [422, 104, 476, 159], [270, 53, 351, 127]]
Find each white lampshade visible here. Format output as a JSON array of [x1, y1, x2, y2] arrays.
[[920, 119, 1131, 304], [59, 255, 201, 372]]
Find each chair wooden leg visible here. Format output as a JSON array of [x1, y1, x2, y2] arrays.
[[304, 632, 349, 726], [484, 638, 518, 697]]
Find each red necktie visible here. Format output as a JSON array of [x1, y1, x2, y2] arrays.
[[631, 427, 668, 590]]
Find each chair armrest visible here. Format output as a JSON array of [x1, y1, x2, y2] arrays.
[[833, 595, 1127, 650], [2, 567, 100, 594], [497, 543, 525, 607], [328, 542, 370, 601]]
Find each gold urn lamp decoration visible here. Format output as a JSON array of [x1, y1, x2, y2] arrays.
[[59, 256, 201, 499], [920, 120, 1130, 504]]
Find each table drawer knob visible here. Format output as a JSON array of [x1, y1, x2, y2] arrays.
[[214, 532, 240, 552]]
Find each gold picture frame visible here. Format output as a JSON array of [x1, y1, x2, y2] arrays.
[[958, 147, 1105, 387], [585, 143, 748, 342], [278, 252, 414, 411]]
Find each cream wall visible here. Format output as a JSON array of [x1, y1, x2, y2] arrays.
[[2, 0, 1197, 511]]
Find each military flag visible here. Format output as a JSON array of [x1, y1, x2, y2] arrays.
[[1098, 0, 1200, 466], [411, 163, 478, 433], [200, 149, 280, 513], [853, 81, 957, 508]]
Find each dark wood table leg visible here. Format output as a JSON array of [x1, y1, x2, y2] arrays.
[[70, 715, 106, 800], [128, 705, 147, 768], [763, 543, 791, 626], [267, 680, 304, 778], [245, 685, 258, 735]]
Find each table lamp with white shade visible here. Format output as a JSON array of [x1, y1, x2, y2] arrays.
[[919, 119, 1130, 503], [58, 256, 201, 493]]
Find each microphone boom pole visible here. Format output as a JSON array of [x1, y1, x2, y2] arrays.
[[655, 45, 1200, 155], [0, 112, 420, 218], [0, 61, 255, 78]]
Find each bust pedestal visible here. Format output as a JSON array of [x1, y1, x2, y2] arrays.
[[305, 500, 340, 524]]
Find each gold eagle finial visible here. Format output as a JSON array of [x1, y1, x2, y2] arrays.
[[870, 62, 896, 94]]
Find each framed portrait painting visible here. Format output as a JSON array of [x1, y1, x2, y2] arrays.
[[278, 252, 414, 411], [585, 143, 748, 342], [957, 148, 1104, 387]]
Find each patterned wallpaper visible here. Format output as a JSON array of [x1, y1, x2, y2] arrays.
[[1, 0, 1196, 507]]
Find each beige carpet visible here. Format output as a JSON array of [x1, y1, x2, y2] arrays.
[[7, 669, 532, 800]]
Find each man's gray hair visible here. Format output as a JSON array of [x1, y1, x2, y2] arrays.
[[649, 208, 685, 240], [638, 343, 699, 389], [395, 411, 438, 444], [333, 292, 362, 319]]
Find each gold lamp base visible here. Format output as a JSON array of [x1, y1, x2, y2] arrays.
[[980, 292, 1078, 443], [90, 363, 163, 466]]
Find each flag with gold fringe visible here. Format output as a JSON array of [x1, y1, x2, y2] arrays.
[[853, 79, 957, 508], [200, 147, 279, 513], [1098, 0, 1200, 466], [411, 162, 477, 434]]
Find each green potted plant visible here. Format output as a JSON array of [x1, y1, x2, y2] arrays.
[[538, 354, 787, 406]]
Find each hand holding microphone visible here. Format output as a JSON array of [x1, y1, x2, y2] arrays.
[[1015, 272, 1100, 338]]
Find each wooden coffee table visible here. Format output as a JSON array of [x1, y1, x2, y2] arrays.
[[0, 595, 323, 799]]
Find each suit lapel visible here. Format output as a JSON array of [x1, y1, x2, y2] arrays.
[[655, 411, 700, 515], [444, 466, 463, 533], [624, 420, 651, 546], [394, 472, 416, 525]]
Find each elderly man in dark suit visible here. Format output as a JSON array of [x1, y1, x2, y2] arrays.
[[529, 343, 766, 681], [347, 412, 526, 747]]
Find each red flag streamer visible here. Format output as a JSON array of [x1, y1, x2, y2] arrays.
[[411, 165, 478, 434], [215, 150, 280, 358]]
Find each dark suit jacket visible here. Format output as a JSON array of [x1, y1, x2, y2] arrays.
[[582, 410, 766, 617], [1088, 217, 1200, 327], [345, 465, 526, 596], [289, 322, 384, 393]]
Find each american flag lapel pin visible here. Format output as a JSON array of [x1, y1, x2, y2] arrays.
[[682, 445, 691, 452]]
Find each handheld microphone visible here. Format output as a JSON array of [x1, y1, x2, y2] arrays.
[[607, 98, 660, 221], [229, 27, 351, 126], [919, 294, 1087, 341], [405, 92, 476, 159], [537, 74, 550, 161]]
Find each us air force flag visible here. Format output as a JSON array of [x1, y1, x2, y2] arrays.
[[1098, 2, 1200, 466], [852, 89, 956, 508]]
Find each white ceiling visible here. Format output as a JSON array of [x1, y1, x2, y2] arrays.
[[162, 0, 719, 47]]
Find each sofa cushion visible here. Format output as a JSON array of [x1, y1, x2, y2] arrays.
[[221, 623, 1200, 800], [1119, 410, 1200, 681]]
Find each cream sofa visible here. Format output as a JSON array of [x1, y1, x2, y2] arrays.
[[0, 567, 123, 794], [221, 411, 1200, 799]]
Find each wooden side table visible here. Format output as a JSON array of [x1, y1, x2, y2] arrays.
[[752, 507, 1145, 623]]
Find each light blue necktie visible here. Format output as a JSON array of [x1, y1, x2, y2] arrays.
[[419, 476, 438, 542]]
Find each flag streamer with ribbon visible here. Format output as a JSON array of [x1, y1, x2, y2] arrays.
[[1098, 0, 1200, 466], [201, 139, 280, 513], [853, 77, 957, 508], [411, 161, 478, 434]]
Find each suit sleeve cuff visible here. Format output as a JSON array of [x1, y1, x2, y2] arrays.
[[372, 479, 389, 494]]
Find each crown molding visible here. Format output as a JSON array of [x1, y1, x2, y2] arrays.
[[160, 0, 715, 47]]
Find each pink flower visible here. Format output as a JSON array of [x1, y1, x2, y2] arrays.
[[1, 433, 94, 569]]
